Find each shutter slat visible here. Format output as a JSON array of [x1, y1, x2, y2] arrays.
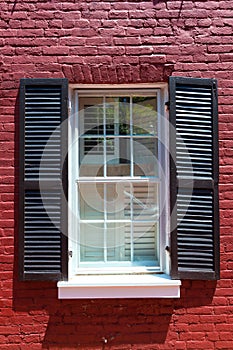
[[24, 84, 62, 180], [24, 186, 62, 269], [170, 76, 219, 280], [19, 79, 68, 281]]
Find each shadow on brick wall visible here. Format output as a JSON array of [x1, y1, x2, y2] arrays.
[[12, 279, 216, 349]]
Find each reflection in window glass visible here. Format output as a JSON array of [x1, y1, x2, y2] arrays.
[[105, 97, 130, 135], [133, 96, 157, 135], [133, 137, 158, 177], [107, 138, 131, 177], [79, 97, 103, 135], [79, 138, 104, 176], [79, 183, 104, 220], [77, 92, 160, 267], [80, 223, 104, 262]]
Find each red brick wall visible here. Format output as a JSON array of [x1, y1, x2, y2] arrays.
[[0, 0, 233, 349]]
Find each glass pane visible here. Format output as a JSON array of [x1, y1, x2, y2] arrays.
[[80, 223, 104, 262], [132, 183, 159, 221], [107, 223, 130, 261], [79, 137, 104, 176], [106, 97, 130, 135], [79, 97, 103, 135], [107, 138, 131, 176], [79, 183, 104, 220], [133, 223, 159, 263], [133, 137, 158, 176], [106, 183, 131, 220], [132, 96, 157, 135]]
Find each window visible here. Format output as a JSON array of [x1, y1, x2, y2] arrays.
[[19, 77, 220, 298], [69, 89, 166, 275]]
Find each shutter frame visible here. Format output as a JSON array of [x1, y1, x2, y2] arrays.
[[19, 78, 68, 281], [169, 76, 220, 280]]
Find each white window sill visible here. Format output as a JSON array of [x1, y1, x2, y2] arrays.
[[57, 274, 181, 299]]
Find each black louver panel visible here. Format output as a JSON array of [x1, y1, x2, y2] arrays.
[[24, 191, 62, 272], [177, 189, 214, 270], [170, 76, 219, 280], [25, 86, 62, 179], [176, 85, 212, 179], [19, 79, 68, 281]]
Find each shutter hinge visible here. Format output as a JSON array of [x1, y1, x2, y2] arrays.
[[165, 246, 170, 255], [213, 81, 218, 98], [68, 250, 73, 258]]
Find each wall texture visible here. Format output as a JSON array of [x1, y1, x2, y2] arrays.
[[0, 0, 233, 349]]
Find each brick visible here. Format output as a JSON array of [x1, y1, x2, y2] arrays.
[[109, 11, 128, 19], [180, 332, 205, 341], [86, 37, 112, 46], [129, 11, 155, 19], [126, 46, 153, 55], [126, 27, 153, 36], [98, 28, 126, 36], [0, 2, 232, 350], [219, 332, 233, 341], [0, 336, 7, 344], [0, 345, 21, 350], [215, 341, 233, 349], [43, 46, 69, 55], [98, 46, 125, 55], [70, 46, 98, 55], [59, 37, 86, 46], [186, 341, 215, 349], [23, 334, 41, 343], [114, 37, 142, 46], [207, 332, 220, 341], [0, 326, 19, 335]]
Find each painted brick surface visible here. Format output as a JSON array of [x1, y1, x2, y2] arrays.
[[0, 0, 233, 348]]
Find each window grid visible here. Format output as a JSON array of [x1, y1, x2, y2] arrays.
[[77, 92, 160, 267]]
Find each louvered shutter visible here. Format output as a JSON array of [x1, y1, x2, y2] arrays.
[[19, 79, 68, 281], [169, 77, 219, 280]]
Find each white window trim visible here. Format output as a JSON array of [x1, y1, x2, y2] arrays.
[[58, 84, 181, 299]]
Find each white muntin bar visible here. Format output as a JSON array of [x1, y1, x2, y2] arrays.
[[103, 96, 107, 178], [104, 183, 107, 263], [76, 177, 159, 183], [103, 97, 107, 263], [130, 95, 133, 178], [130, 182, 134, 263]]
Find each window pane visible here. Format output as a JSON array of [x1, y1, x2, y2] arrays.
[[132, 96, 157, 135], [106, 183, 131, 220], [107, 223, 131, 261], [80, 223, 104, 262], [132, 183, 159, 221], [107, 138, 131, 176], [79, 97, 103, 135], [133, 137, 158, 177], [79, 183, 104, 220], [133, 223, 159, 263], [106, 97, 130, 135], [79, 138, 104, 176]]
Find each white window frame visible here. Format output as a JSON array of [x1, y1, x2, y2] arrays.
[[58, 84, 181, 299]]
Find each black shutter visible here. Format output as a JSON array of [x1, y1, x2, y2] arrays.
[[19, 79, 68, 281], [169, 76, 219, 280]]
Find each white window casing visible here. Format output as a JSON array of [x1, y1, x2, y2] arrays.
[[59, 84, 181, 299]]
